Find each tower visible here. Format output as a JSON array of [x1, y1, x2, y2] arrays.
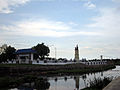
[[100, 55, 103, 61], [75, 45, 79, 62]]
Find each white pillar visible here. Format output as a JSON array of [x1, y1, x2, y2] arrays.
[[18, 55, 20, 63], [31, 53, 33, 61]]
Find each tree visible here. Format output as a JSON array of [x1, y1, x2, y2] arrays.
[[33, 53, 39, 60], [0, 53, 7, 63], [5, 46, 16, 61], [33, 43, 50, 60], [0, 45, 16, 63]]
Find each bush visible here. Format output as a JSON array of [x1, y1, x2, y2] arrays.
[[0, 77, 9, 87], [86, 77, 113, 90]]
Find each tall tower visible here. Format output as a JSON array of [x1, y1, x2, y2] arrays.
[[100, 55, 103, 61], [75, 45, 79, 62]]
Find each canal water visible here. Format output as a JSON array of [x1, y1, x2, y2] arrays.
[[11, 66, 120, 90]]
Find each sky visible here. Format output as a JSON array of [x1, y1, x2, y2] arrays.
[[0, 0, 120, 59]]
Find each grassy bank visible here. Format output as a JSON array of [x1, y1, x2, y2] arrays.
[[0, 63, 115, 76], [46, 64, 115, 75], [114, 61, 120, 65]]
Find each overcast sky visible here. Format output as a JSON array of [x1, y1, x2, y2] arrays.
[[0, 0, 120, 59]]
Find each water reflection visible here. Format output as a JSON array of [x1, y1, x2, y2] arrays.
[[49, 66, 120, 90], [55, 78, 58, 82], [11, 78, 50, 90], [10, 66, 120, 90], [101, 72, 103, 76], [82, 74, 87, 88], [64, 77, 67, 82], [74, 76, 79, 90]]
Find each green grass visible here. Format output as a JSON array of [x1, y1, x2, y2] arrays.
[[0, 63, 115, 76], [47, 65, 115, 75], [114, 61, 120, 65]]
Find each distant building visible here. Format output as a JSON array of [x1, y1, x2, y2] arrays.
[[82, 58, 87, 62], [75, 45, 79, 62], [15, 48, 36, 64]]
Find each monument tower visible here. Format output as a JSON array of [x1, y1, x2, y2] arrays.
[[75, 45, 79, 62]]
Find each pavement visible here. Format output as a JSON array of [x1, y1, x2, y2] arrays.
[[103, 76, 120, 90]]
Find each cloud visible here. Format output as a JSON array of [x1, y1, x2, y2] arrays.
[[0, 0, 30, 14], [0, 0, 96, 14], [87, 8, 120, 36], [0, 19, 101, 37], [0, 37, 6, 45], [73, 0, 96, 9], [37, 0, 55, 1], [112, 0, 120, 3], [84, 1, 96, 9]]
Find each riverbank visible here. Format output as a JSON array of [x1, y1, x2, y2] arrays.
[[0, 63, 115, 76], [103, 76, 120, 90], [0, 64, 117, 89]]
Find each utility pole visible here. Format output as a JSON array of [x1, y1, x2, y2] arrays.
[[48, 45, 57, 59], [55, 47, 57, 59]]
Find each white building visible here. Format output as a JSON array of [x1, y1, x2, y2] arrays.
[[15, 48, 36, 64]]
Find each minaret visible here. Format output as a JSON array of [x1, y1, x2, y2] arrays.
[[75, 45, 79, 62]]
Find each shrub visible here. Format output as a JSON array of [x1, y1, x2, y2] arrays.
[[87, 77, 113, 90]]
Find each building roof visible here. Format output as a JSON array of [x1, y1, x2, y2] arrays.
[[15, 48, 36, 54]]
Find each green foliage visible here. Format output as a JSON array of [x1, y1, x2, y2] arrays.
[[0, 77, 9, 87], [0, 53, 7, 63], [0, 45, 16, 63], [33, 43, 50, 59], [4, 46, 16, 60], [33, 53, 39, 59]]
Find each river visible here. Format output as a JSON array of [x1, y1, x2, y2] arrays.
[[11, 65, 120, 90]]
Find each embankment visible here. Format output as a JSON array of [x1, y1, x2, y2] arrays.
[[0, 63, 115, 76]]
